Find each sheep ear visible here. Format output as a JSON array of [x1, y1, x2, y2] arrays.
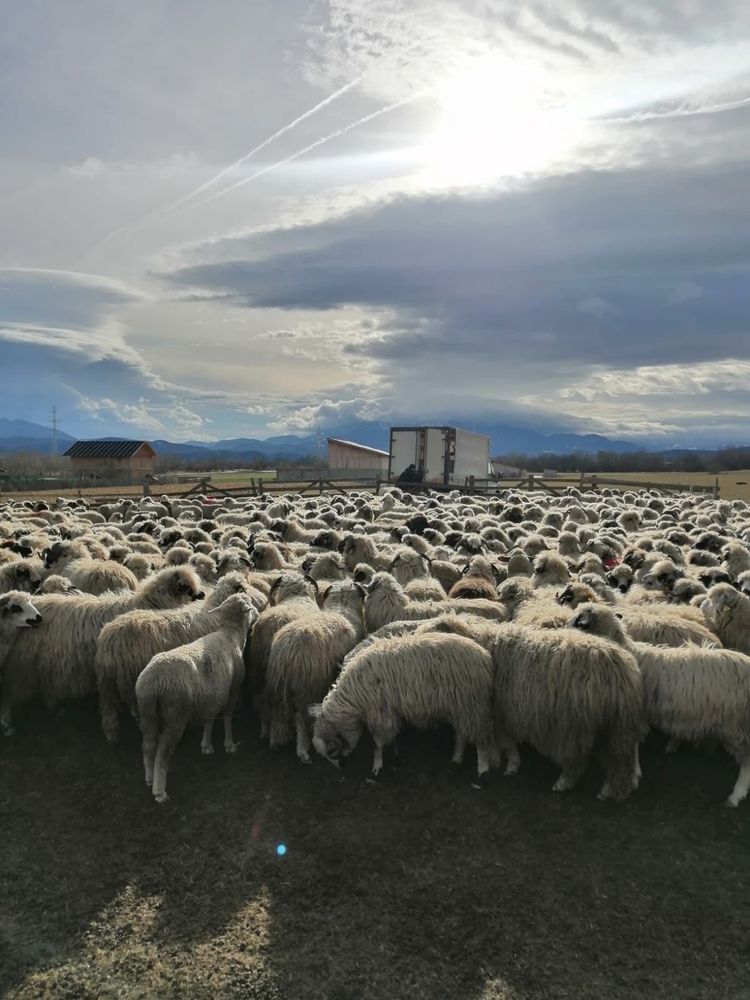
[[320, 584, 332, 604], [308, 703, 323, 719], [353, 582, 368, 600], [303, 573, 319, 593], [388, 556, 399, 570], [421, 554, 432, 566]]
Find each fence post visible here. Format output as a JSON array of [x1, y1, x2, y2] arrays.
[[527, 474, 534, 491], [714, 477, 720, 499]]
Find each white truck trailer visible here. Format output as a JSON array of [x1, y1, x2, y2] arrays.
[[388, 426, 490, 486]]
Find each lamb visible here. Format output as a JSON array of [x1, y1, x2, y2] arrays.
[[0, 559, 45, 594], [265, 581, 366, 761], [568, 603, 750, 806], [136, 593, 258, 803], [312, 633, 495, 786], [0, 566, 205, 736], [701, 584, 750, 654], [95, 572, 254, 742], [484, 621, 643, 800]]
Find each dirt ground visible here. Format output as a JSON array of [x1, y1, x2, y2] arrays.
[[3, 699, 750, 1000]]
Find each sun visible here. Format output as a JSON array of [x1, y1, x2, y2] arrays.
[[417, 55, 583, 189]]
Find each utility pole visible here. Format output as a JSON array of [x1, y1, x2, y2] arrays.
[[51, 403, 58, 459]]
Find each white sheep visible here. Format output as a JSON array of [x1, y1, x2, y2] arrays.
[[701, 584, 750, 654], [265, 580, 366, 761], [95, 572, 255, 742], [0, 566, 205, 736], [0, 591, 42, 668], [485, 621, 643, 800], [136, 593, 258, 802], [312, 632, 495, 786], [0, 559, 45, 594], [364, 572, 507, 634], [569, 603, 750, 806]]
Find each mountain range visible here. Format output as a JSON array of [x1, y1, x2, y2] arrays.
[[0, 417, 642, 460]]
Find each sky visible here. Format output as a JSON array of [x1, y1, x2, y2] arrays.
[[2, 0, 750, 448]]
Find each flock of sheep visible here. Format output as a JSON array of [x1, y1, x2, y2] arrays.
[[2, 485, 750, 806]]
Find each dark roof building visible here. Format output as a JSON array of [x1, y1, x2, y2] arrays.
[[64, 440, 155, 460], [64, 440, 156, 484]]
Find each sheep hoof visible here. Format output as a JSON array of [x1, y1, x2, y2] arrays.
[[471, 772, 490, 790], [154, 792, 169, 804], [553, 778, 573, 793], [201, 745, 215, 755], [504, 763, 519, 777], [725, 797, 740, 808], [298, 753, 312, 765], [448, 760, 463, 773], [224, 743, 239, 754], [1, 722, 15, 737]]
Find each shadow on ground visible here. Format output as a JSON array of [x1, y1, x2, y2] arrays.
[[2, 698, 750, 999]]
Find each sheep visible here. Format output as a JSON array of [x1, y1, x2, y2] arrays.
[[484, 622, 643, 800], [36, 574, 81, 596], [448, 556, 500, 602], [364, 573, 507, 634], [0, 591, 42, 668], [568, 603, 750, 806], [722, 541, 750, 579], [531, 552, 570, 589], [57, 557, 139, 595], [136, 593, 258, 803], [668, 578, 707, 605], [0, 566, 205, 736], [0, 559, 45, 594], [265, 581, 366, 761], [701, 584, 750, 654], [246, 573, 321, 732], [312, 633, 495, 786], [95, 572, 255, 742]]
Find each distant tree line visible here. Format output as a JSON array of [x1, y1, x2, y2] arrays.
[[493, 447, 750, 474]]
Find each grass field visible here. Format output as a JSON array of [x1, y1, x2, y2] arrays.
[[3, 699, 750, 999]]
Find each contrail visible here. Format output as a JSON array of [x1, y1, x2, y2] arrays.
[[190, 88, 432, 210], [599, 93, 750, 123], [167, 76, 364, 211], [87, 76, 365, 254]]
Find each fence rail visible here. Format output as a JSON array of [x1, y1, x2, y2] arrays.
[[1, 471, 721, 504]]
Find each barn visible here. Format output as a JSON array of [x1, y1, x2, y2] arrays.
[[64, 440, 157, 484], [327, 437, 390, 478]]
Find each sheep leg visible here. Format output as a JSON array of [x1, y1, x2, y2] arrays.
[[0, 697, 14, 737], [633, 745, 642, 788], [504, 743, 521, 777], [471, 746, 492, 789], [201, 720, 215, 754], [152, 724, 185, 803], [372, 741, 384, 776], [727, 755, 750, 808], [451, 734, 467, 766], [223, 715, 239, 754], [295, 711, 311, 764], [553, 760, 586, 793], [99, 688, 120, 744], [665, 736, 681, 754]]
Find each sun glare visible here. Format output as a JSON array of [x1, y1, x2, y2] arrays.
[[418, 56, 583, 188]]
